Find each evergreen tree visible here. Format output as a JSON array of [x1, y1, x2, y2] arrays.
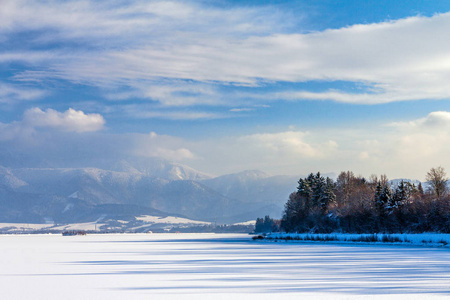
[[281, 192, 305, 232], [375, 182, 391, 215], [282, 172, 336, 231], [255, 216, 276, 233], [391, 181, 408, 210], [324, 177, 337, 209], [309, 172, 335, 213], [312, 172, 326, 209], [255, 217, 264, 232], [297, 174, 315, 213]]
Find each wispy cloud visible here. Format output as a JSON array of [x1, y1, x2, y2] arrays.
[[0, 83, 46, 103], [4, 1, 450, 108], [133, 110, 227, 120], [229, 108, 251, 112]]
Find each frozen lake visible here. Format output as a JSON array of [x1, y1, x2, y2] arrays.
[[1, 233, 449, 299]]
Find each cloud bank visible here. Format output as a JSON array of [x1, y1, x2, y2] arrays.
[[1, 107, 450, 180], [0, 108, 105, 142], [2, 0, 450, 110]]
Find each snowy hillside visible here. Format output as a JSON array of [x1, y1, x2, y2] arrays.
[[0, 159, 289, 223], [0, 214, 213, 233], [0, 166, 28, 189], [112, 158, 212, 181]]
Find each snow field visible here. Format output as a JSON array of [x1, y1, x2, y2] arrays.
[[0, 233, 449, 299]]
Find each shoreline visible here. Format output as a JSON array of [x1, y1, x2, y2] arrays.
[[253, 232, 450, 248]]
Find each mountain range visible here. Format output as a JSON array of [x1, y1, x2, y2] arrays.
[[0, 159, 298, 224]]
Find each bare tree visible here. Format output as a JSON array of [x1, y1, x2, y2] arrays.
[[425, 166, 448, 199], [379, 174, 389, 187]]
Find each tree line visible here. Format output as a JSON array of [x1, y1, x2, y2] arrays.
[[257, 167, 450, 233]]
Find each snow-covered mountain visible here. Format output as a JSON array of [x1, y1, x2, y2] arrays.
[[0, 166, 28, 189], [112, 158, 212, 181], [0, 158, 302, 224]]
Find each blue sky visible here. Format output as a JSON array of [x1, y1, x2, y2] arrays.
[[2, 0, 450, 180]]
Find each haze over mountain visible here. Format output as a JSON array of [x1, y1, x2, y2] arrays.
[[0, 158, 299, 224]]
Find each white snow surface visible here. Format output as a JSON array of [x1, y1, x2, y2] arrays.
[[0, 215, 210, 233], [233, 220, 256, 226], [0, 233, 449, 299], [135, 215, 210, 225], [51, 222, 105, 231], [0, 222, 105, 232], [0, 223, 51, 231]]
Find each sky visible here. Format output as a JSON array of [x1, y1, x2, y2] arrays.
[[2, 0, 450, 180]]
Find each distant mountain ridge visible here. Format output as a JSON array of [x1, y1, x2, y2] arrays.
[[0, 158, 294, 224], [111, 158, 212, 181]]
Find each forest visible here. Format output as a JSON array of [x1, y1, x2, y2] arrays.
[[256, 167, 450, 233]]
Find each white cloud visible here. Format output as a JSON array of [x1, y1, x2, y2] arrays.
[[134, 111, 226, 120], [358, 151, 370, 161], [4, 1, 450, 106], [386, 111, 450, 165], [184, 112, 450, 179], [414, 111, 450, 129], [0, 83, 46, 103], [240, 131, 319, 158], [335, 111, 450, 180], [132, 131, 194, 161], [0, 108, 105, 141], [0, 0, 284, 43], [1, 109, 450, 180], [390, 111, 450, 130], [186, 130, 340, 176], [119, 105, 230, 120], [105, 82, 220, 107], [22, 108, 105, 132], [31, 11, 450, 105], [229, 108, 254, 112]]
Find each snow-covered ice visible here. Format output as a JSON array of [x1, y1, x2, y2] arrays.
[[135, 215, 210, 225], [0, 233, 449, 299]]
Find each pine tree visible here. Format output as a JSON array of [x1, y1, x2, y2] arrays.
[[282, 172, 337, 231], [297, 178, 312, 214], [310, 172, 335, 213], [255, 217, 264, 233], [391, 181, 408, 210], [281, 192, 305, 232], [375, 182, 391, 215], [325, 177, 337, 208], [255, 216, 276, 233], [312, 172, 326, 209]]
